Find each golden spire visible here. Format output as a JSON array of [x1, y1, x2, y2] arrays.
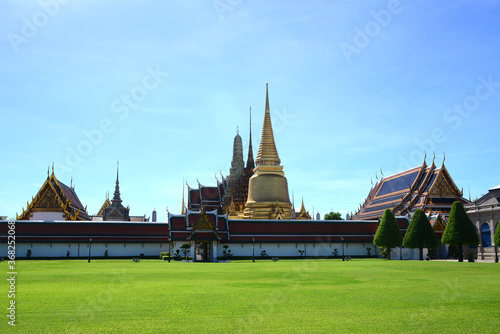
[[255, 83, 281, 167]]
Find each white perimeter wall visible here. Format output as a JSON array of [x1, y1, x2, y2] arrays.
[[5, 242, 435, 260], [9, 242, 170, 258]]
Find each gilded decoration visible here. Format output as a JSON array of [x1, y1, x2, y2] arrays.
[[429, 172, 456, 197]]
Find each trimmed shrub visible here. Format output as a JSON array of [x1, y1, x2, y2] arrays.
[[403, 209, 438, 260], [373, 209, 402, 260], [442, 201, 479, 262]]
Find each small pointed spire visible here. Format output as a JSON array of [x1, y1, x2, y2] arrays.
[[112, 161, 122, 204], [442, 152, 446, 165], [52, 162, 54, 175], [246, 106, 255, 169]]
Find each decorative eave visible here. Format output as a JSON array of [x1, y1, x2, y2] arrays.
[[398, 160, 436, 215]]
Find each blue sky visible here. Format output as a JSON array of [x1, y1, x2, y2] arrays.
[[1, 0, 499, 221]]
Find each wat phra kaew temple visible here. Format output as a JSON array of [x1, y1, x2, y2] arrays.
[[1, 84, 493, 261]]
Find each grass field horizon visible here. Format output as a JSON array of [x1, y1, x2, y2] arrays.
[[2, 259, 499, 333]]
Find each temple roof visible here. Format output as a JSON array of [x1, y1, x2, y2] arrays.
[[17, 169, 90, 221], [353, 158, 471, 220], [187, 180, 224, 213], [255, 83, 281, 167], [96, 193, 111, 216], [102, 162, 130, 221]]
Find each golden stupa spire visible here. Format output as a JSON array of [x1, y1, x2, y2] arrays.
[[255, 83, 281, 167]]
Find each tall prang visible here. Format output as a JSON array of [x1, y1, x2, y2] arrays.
[[243, 84, 292, 219], [225, 107, 256, 218], [225, 128, 245, 194]]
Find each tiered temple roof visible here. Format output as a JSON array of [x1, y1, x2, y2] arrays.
[[102, 163, 130, 221], [353, 157, 471, 221], [17, 167, 90, 221], [187, 180, 225, 213]]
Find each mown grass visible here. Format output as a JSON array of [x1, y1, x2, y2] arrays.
[[1, 259, 499, 333]]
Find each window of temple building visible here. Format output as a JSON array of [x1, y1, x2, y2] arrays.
[[481, 223, 491, 248]]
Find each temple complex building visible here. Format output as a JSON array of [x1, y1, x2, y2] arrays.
[[91, 163, 149, 222], [225, 108, 256, 218], [16, 166, 90, 221], [102, 163, 130, 221], [186, 180, 225, 214], [243, 84, 293, 219], [353, 156, 471, 221], [466, 185, 500, 261]]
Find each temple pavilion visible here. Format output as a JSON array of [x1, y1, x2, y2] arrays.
[[352, 155, 472, 221]]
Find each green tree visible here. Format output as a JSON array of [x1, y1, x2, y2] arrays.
[[180, 243, 191, 260], [373, 209, 403, 260], [441, 201, 479, 262], [403, 209, 438, 260], [324, 211, 342, 220]]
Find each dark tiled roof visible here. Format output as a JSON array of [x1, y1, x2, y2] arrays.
[[354, 161, 470, 221]]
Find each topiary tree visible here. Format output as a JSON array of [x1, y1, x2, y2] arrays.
[[373, 209, 403, 260], [324, 211, 342, 220], [441, 201, 479, 262], [403, 209, 438, 260], [180, 243, 191, 260]]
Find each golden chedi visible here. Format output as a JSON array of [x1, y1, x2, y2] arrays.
[[243, 84, 292, 219]]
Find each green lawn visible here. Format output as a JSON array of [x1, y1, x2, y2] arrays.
[[1, 259, 499, 333]]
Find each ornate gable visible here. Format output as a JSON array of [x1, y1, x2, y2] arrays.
[[429, 214, 446, 232], [188, 208, 220, 240], [34, 185, 62, 210], [428, 168, 460, 197], [17, 171, 90, 221], [297, 199, 312, 220], [97, 194, 111, 216]]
